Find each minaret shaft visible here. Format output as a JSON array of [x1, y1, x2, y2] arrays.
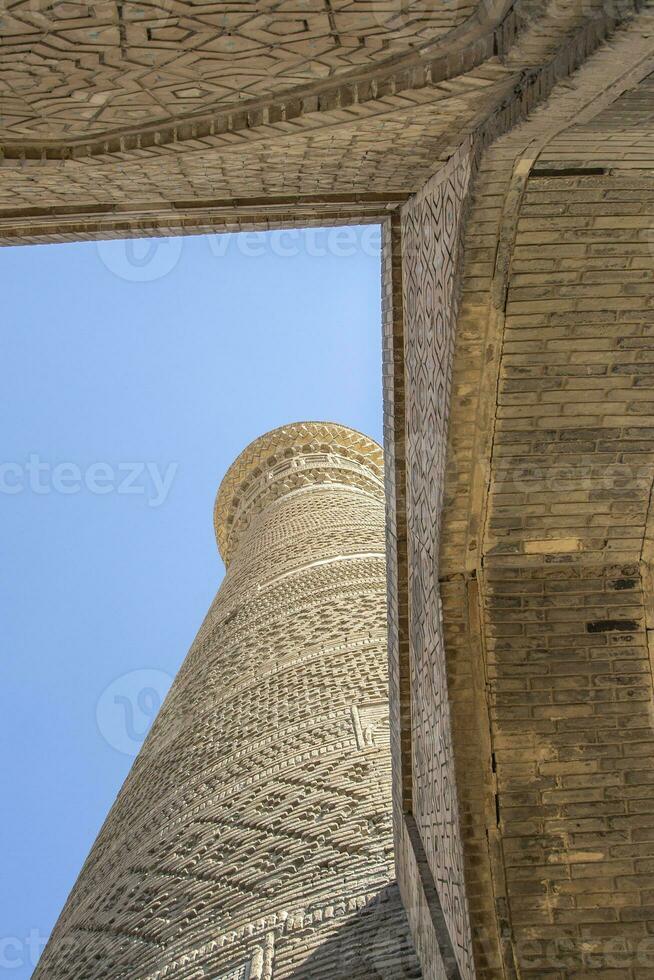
[[36, 422, 420, 979]]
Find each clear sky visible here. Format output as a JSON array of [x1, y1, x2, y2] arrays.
[[0, 227, 382, 976]]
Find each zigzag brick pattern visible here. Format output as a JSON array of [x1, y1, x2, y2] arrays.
[[399, 150, 475, 979]]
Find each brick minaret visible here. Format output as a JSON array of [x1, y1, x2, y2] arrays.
[[36, 422, 420, 979]]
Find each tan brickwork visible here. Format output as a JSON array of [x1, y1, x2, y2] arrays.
[[486, 168, 654, 976], [401, 145, 476, 980], [34, 422, 422, 979], [437, 21, 654, 977], [1, 2, 647, 244], [7, 2, 654, 978], [1, 0, 477, 140]]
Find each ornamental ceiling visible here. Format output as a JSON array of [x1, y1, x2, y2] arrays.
[[1, 0, 477, 141], [0, 0, 652, 243]]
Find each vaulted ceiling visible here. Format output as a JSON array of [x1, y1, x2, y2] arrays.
[[1, 0, 479, 140], [0, 0, 651, 242]]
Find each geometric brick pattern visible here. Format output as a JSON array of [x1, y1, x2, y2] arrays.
[[1, 0, 475, 140], [7, 3, 654, 980], [381, 13, 654, 977], [34, 422, 421, 979], [214, 420, 385, 565], [1, 1, 647, 245], [400, 148, 475, 980], [217, 963, 251, 980], [0, 68, 520, 238]]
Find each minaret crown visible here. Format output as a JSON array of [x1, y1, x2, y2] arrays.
[[214, 421, 384, 565]]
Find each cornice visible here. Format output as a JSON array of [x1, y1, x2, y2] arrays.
[[214, 421, 384, 565]]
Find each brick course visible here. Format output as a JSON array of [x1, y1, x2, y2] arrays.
[[438, 39, 654, 978], [35, 424, 422, 979], [7, 2, 654, 978]]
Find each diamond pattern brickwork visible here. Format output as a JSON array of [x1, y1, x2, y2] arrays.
[[34, 422, 422, 980], [7, 3, 654, 979], [400, 146, 475, 980], [2, 1, 646, 244]]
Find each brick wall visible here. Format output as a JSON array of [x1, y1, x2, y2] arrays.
[[485, 169, 654, 977], [437, 56, 654, 978], [383, 145, 478, 980], [383, 14, 654, 976]]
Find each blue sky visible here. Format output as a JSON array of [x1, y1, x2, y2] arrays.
[[0, 227, 382, 975]]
